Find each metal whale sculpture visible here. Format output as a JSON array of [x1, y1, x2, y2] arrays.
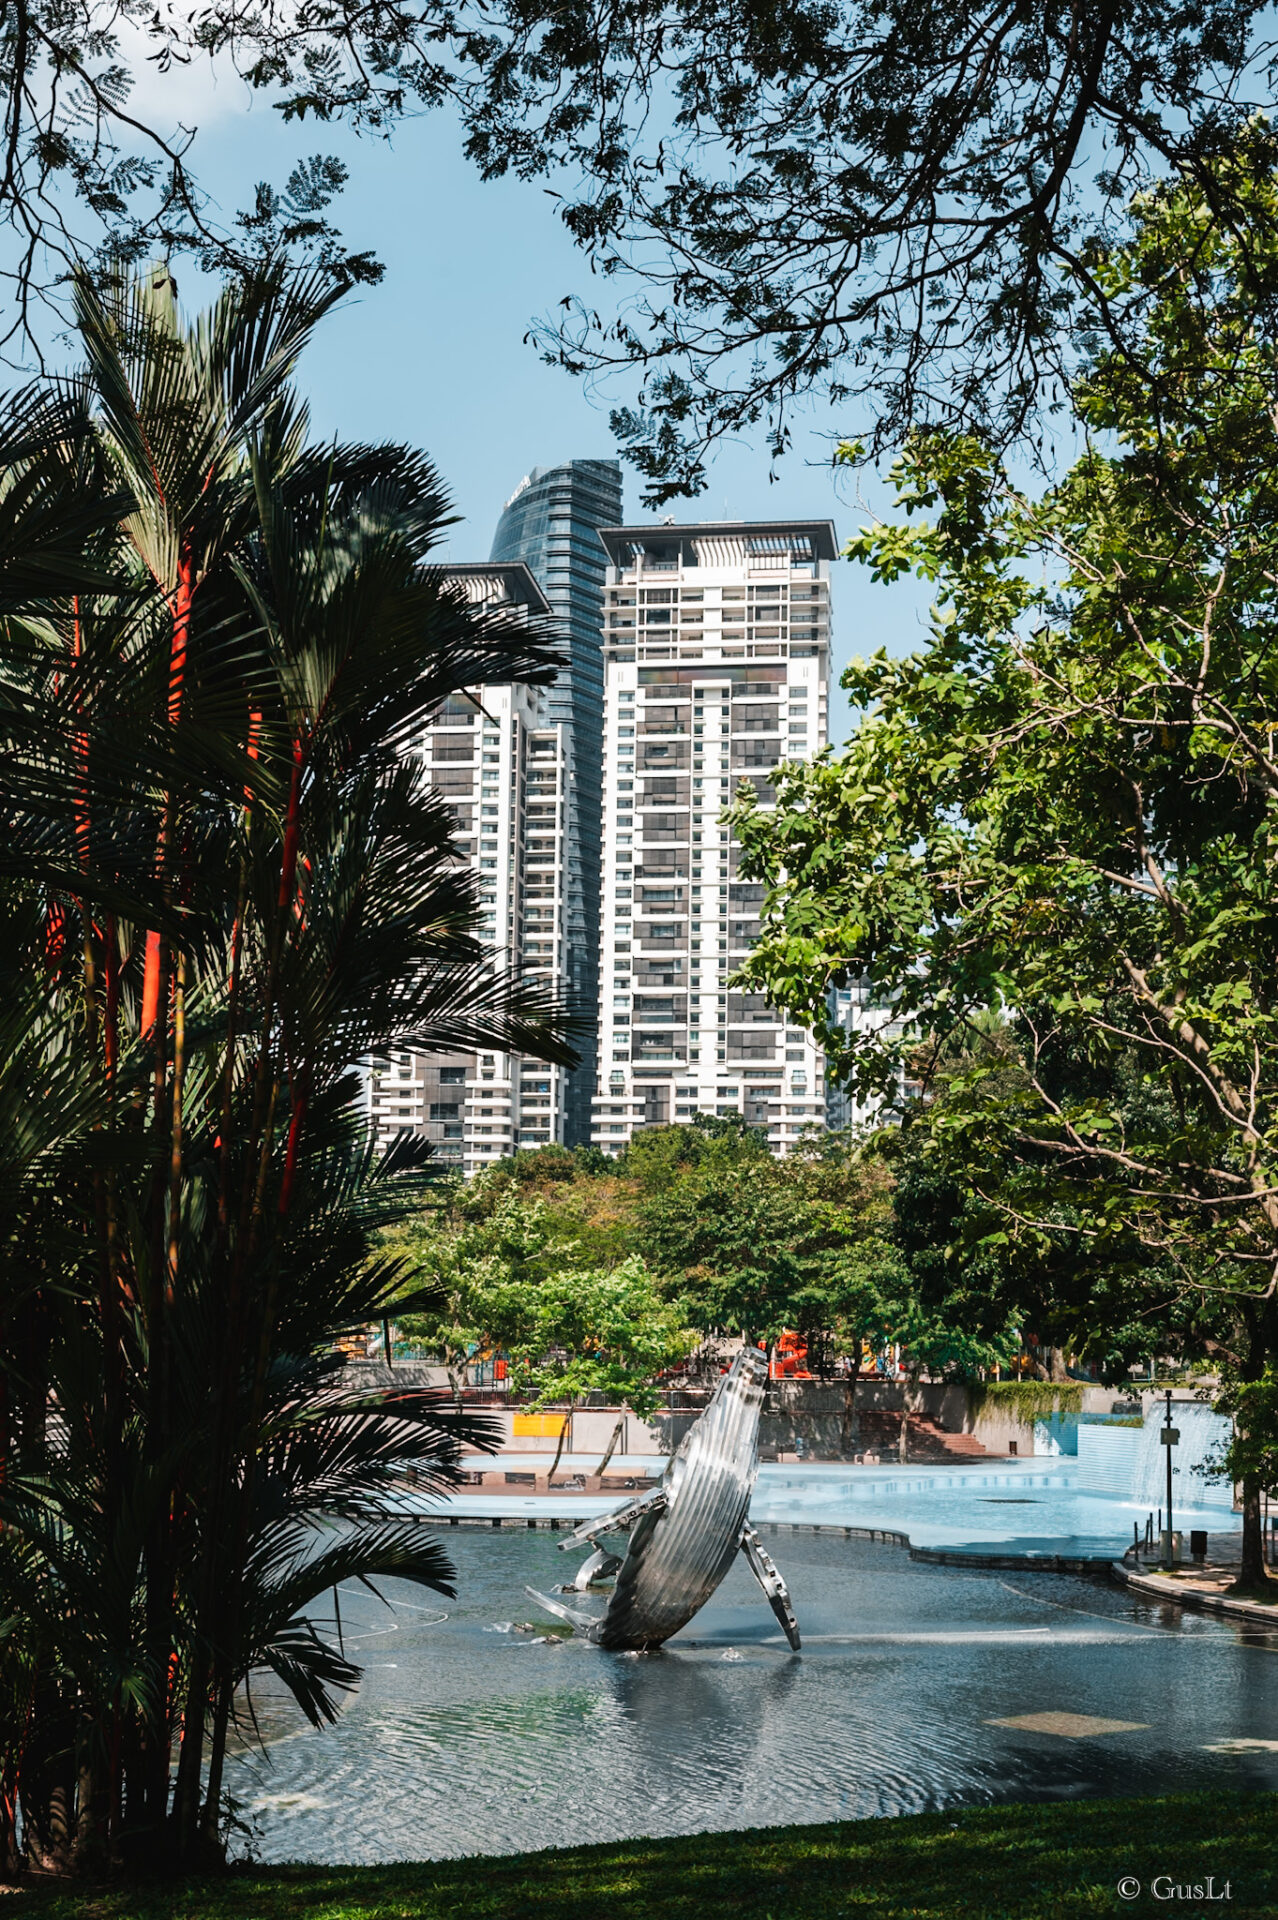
[[527, 1347, 800, 1652]]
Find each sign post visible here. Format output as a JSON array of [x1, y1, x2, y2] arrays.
[[1161, 1388, 1181, 1569]]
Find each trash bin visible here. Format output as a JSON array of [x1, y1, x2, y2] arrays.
[[1190, 1529, 1208, 1564]]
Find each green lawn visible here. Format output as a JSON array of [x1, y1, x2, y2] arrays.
[[8, 1792, 1275, 1920]]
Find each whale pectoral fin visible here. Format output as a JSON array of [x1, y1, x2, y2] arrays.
[[523, 1586, 596, 1632], [557, 1488, 668, 1552], [739, 1524, 802, 1651]]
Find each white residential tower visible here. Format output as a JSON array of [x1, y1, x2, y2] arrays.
[[590, 520, 836, 1152], [363, 562, 574, 1169]]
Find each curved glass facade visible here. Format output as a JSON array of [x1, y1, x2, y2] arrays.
[[491, 459, 623, 1143]]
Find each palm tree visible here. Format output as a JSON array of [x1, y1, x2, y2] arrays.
[[0, 264, 579, 1876]]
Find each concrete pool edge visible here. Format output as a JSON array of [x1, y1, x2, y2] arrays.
[[420, 1506, 1122, 1573], [405, 1453, 1240, 1570], [428, 1507, 1278, 1587], [909, 1542, 1113, 1573]]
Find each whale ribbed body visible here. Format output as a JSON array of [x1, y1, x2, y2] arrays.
[[591, 1347, 768, 1650]]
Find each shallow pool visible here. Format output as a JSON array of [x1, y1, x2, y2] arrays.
[[749, 1461, 1239, 1559], [228, 1530, 1278, 1863], [426, 1455, 1242, 1562]]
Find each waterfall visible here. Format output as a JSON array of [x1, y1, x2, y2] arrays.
[[1130, 1401, 1233, 1512]]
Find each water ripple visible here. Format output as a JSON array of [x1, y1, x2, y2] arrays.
[[225, 1531, 1278, 1862]]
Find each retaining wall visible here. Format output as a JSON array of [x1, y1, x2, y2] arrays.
[[347, 1363, 1205, 1465]]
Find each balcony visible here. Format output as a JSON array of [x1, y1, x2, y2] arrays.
[[638, 745, 691, 770], [727, 991, 775, 1017]]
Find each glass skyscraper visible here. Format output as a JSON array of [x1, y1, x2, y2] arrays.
[[490, 458, 623, 1143]]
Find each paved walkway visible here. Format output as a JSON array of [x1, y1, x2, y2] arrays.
[[1112, 1533, 1278, 1624]]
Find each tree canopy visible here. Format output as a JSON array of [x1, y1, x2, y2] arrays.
[[463, 1, 1278, 495], [731, 157, 1278, 1578], [4, 2, 1278, 490], [390, 1173, 695, 1418], [635, 1133, 903, 1362], [388, 1125, 1013, 1404]]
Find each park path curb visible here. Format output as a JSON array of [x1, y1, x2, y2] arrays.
[[1111, 1561, 1278, 1625]]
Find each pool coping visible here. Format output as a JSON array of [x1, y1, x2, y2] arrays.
[[428, 1508, 1119, 1574], [909, 1543, 1114, 1574]]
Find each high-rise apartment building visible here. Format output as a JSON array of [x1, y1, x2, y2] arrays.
[[824, 981, 909, 1129], [590, 519, 836, 1153], [363, 562, 574, 1170], [490, 460, 623, 1144]]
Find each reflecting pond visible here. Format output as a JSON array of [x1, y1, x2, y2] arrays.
[[227, 1531, 1278, 1863]]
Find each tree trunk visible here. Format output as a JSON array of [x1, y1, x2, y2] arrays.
[[548, 1408, 572, 1479], [594, 1418, 625, 1477], [16, 1682, 90, 1875], [1235, 1472, 1271, 1590], [840, 1357, 862, 1458], [0, 1662, 34, 1881], [899, 1377, 913, 1465], [197, 1679, 234, 1866]]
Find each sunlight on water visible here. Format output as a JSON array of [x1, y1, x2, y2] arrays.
[[225, 1532, 1278, 1863]]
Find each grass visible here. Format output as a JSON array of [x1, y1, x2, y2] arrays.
[[7, 1791, 1276, 1920]]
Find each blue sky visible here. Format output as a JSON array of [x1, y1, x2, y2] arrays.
[[166, 75, 938, 731]]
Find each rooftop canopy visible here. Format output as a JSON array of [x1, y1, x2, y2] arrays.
[[598, 519, 839, 570]]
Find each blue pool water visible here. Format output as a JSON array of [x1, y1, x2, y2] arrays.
[[750, 1461, 1239, 1559], [423, 1454, 1242, 1562]]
